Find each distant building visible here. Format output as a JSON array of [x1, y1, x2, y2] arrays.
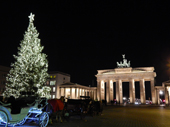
[[46, 71, 71, 99], [46, 71, 97, 100], [59, 82, 97, 100], [0, 65, 10, 96]]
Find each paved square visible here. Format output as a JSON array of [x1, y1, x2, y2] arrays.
[[10, 105, 170, 127]]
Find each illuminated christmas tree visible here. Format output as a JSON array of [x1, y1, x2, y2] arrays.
[[3, 13, 50, 98]]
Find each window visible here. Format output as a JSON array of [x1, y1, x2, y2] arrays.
[[53, 95, 55, 99], [50, 75, 56, 79], [53, 87, 55, 92], [50, 81, 56, 86]]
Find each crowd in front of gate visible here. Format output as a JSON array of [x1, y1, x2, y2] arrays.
[[44, 96, 104, 125], [0, 95, 104, 125]]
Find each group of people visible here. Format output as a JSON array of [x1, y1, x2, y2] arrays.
[[44, 96, 65, 124], [0, 95, 65, 124], [1, 96, 12, 103]]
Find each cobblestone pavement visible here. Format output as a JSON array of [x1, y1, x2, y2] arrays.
[[4, 104, 170, 127]]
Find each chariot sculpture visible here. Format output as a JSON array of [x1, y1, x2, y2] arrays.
[[117, 54, 130, 68]]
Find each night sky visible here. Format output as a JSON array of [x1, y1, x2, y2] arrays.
[[0, 1, 170, 89]]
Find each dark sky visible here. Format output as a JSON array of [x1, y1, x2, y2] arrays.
[[0, 1, 170, 87]]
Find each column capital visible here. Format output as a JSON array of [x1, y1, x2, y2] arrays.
[[129, 78, 134, 81], [150, 78, 154, 81], [140, 78, 145, 81], [116, 79, 122, 82]]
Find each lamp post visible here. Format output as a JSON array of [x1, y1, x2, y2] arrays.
[[159, 90, 163, 104]]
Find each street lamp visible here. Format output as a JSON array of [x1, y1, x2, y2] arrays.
[[159, 90, 163, 95], [159, 90, 163, 103]]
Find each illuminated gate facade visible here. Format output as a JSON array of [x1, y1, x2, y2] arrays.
[[95, 55, 157, 104]]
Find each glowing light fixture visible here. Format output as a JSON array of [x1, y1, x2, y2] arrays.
[[159, 90, 163, 95]]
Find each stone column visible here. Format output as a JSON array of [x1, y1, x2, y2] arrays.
[[116, 80, 122, 103], [81, 89, 83, 96], [78, 88, 80, 99], [150, 79, 156, 104], [82, 89, 85, 96], [97, 81, 101, 101], [169, 90, 170, 105], [168, 87, 170, 105], [70, 88, 72, 99], [92, 90, 94, 99], [140, 79, 146, 104], [106, 80, 110, 103], [110, 80, 113, 102], [89, 90, 91, 98], [101, 81, 105, 100], [155, 89, 158, 105], [94, 90, 97, 100], [63, 88, 65, 96], [119, 80, 123, 104], [76, 88, 79, 99], [129, 79, 135, 103], [60, 88, 63, 97], [165, 87, 169, 105], [59, 87, 61, 98], [116, 80, 120, 103], [81, 88, 83, 97], [64, 87, 66, 98], [75, 88, 77, 99], [157, 90, 160, 105]]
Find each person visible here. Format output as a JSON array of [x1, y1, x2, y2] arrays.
[[55, 98, 64, 122], [2, 96, 7, 103], [8, 96, 21, 114], [47, 97, 64, 124]]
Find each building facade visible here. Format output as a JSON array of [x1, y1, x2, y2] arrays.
[[46, 71, 97, 100], [46, 71, 71, 99], [59, 82, 97, 100], [96, 67, 156, 104], [95, 55, 159, 104]]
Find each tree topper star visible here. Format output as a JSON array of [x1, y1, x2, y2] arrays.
[[28, 13, 35, 22]]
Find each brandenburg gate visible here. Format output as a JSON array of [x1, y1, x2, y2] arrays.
[[95, 55, 157, 104]]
